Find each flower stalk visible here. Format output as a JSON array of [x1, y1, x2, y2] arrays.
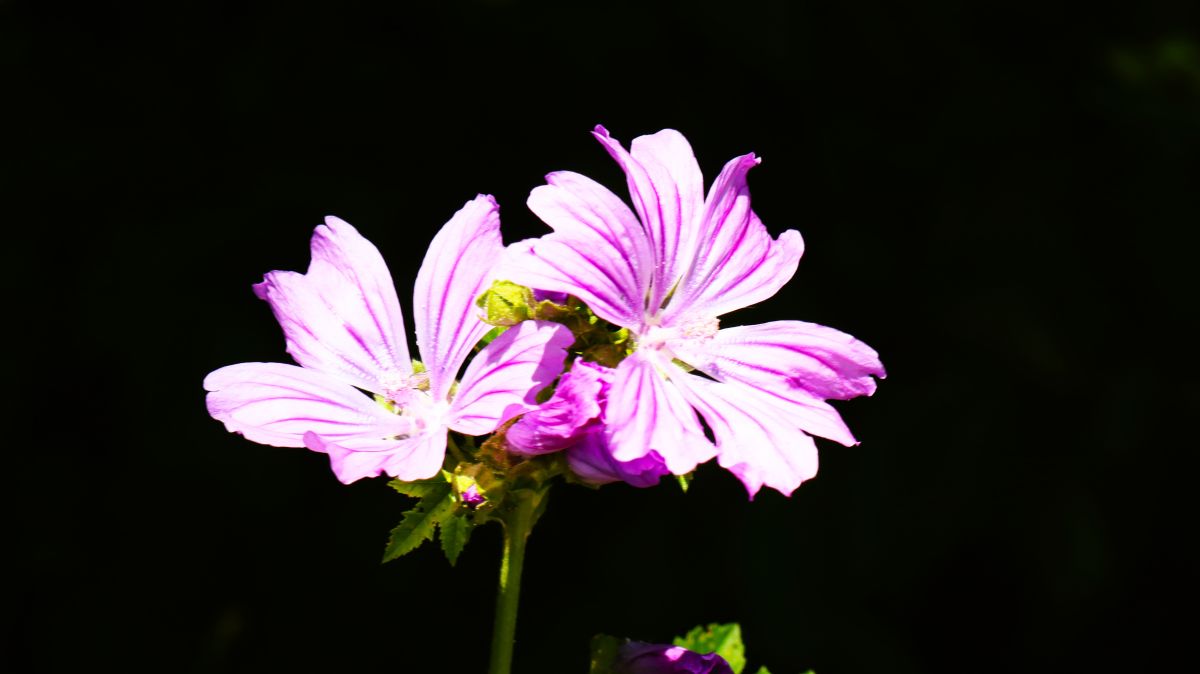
[[488, 486, 544, 674]]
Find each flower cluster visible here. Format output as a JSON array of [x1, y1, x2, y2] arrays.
[[205, 126, 884, 501]]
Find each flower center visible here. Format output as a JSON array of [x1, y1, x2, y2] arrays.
[[376, 374, 445, 440], [635, 315, 720, 357]]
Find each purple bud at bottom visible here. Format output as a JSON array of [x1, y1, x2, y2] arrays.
[[616, 642, 735, 674], [461, 484, 485, 508], [566, 432, 670, 488]]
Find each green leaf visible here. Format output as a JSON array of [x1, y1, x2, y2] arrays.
[[588, 634, 623, 674], [439, 511, 473, 566], [673, 623, 747, 674], [387, 476, 449, 499], [753, 668, 772, 674], [382, 482, 455, 563]]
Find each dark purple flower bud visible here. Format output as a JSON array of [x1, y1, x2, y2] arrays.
[[566, 431, 669, 488], [508, 358, 669, 487], [616, 642, 734, 674], [460, 483, 485, 508], [508, 360, 608, 455]]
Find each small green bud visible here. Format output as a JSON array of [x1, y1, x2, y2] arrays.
[[476, 280, 536, 326]]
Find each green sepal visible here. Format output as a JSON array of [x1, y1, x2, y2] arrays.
[[382, 481, 456, 563], [478, 325, 508, 349], [673, 623, 747, 674], [672, 357, 696, 372], [477, 280, 535, 326], [531, 299, 571, 322], [588, 634, 623, 674], [373, 392, 397, 413], [439, 511, 473, 566], [676, 472, 693, 493], [581, 343, 628, 368]]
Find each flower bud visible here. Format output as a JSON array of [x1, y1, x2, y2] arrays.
[[615, 642, 734, 674]]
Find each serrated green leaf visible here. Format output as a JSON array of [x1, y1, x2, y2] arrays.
[[382, 482, 454, 563], [588, 634, 623, 674], [387, 476, 449, 498], [673, 623, 746, 674], [439, 512, 473, 566]]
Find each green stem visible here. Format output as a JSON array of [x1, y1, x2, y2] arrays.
[[488, 490, 539, 674]]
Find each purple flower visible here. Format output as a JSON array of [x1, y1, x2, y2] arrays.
[[204, 196, 574, 484], [507, 359, 669, 487], [615, 642, 734, 674], [504, 126, 885, 496]]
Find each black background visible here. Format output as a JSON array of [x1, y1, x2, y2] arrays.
[[7, 1, 1198, 672]]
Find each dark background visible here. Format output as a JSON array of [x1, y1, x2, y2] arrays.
[[7, 1, 1198, 672]]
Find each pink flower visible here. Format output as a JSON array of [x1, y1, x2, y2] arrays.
[[205, 196, 574, 484], [504, 127, 885, 496]]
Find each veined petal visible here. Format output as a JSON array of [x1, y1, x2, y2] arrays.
[[603, 352, 715, 474], [665, 153, 803, 321], [673, 375, 819, 497], [593, 125, 704, 311], [447, 320, 575, 436], [503, 234, 643, 329], [414, 195, 504, 400], [204, 362, 411, 450], [306, 426, 447, 484], [673, 320, 885, 401], [663, 152, 804, 322], [521, 170, 653, 316], [530, 171, 653, 266], [254, 216, 411, 393]]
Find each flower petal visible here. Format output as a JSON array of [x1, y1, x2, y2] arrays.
[[503, 234, 644, 329], [566, 430, 669, 488], [447, 320, 575, 436], [204, 362, 411, 450], [254, 216, 411, 394], [414, 195, 505, 400], [672, 320, 886, 401], [507, 358, 609, 455], [665, 153, 804, 322], [603, 352, 715, 474], [593, 125, 705, 311], [673, 375, 819, 497], [306, 427, 447, 484], [512, 170, 653, 324]]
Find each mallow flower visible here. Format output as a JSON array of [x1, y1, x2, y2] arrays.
[[614, 642, 735, 674], [504, 126, 885, 496], [205, 196, 574, 484]]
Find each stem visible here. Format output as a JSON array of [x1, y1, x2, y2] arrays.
[[487, 490, 538, 674]]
